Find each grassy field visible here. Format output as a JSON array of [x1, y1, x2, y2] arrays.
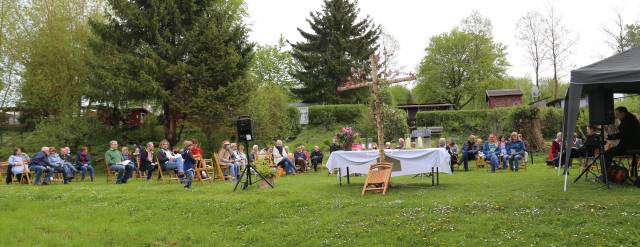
[[1, 155, 639, 246]]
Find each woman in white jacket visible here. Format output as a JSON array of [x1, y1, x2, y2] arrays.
[[273, 140, 295, 175]]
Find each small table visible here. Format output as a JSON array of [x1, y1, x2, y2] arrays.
[[325, 149, 452, 185]]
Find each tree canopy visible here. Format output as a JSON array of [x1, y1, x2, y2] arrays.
[[291, 0, 379, 104], [89, 0, 253, 144]]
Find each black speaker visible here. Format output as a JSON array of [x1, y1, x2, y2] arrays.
[[588, 90, 614, 125], [236, 116, 253, 141]]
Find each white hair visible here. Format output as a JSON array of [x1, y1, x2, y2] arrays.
[[110, 140, 118, 145], [41, 147, 49, 151]]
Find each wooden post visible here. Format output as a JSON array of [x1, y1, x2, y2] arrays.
[[370, 55, 385, 162]]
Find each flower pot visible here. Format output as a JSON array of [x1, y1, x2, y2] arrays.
[[343, 143, 353, 151], [259, 177, 275, 188]]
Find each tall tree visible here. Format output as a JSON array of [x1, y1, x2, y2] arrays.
[[20, 0, 98, 118], [291, 0, 380, 103], [543, 4, 574, 99], [414, 29, 508, 109], [516, 11, 546, 92], [627, 24, 640, 48], [0, 0, 29, 109], [89, 0, 253, 145], [251, 35, 301, 90], [603, 11, 629, 54]]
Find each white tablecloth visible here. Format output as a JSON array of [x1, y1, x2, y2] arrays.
[[325, 148, 452, 177]]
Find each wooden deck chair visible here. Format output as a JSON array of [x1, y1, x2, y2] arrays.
[[156, 155, 180, 183], [133, 157, 145, 179], [12, 162, 31, 184], [212, 153, 228, 181], [194, 156, 214, 184], [362, 162, 393, 195], [475, 152, 485, 169]]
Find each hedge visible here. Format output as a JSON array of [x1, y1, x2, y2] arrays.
[[416, 106, 563, 151], [308, 104, 367, 126]]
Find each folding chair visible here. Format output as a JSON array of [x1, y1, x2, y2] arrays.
[[157, 156, 180, 183], [362, 162, 393, 195], [104, 160, 119, 184], [194, 156, 214, 184], [212, 153, 229, 181]]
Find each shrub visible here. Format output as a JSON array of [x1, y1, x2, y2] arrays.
[[308, 104, 366, 126], [245, 86, 296, 146], [356, 105, 409, 142], [27, 116, 113, 151]]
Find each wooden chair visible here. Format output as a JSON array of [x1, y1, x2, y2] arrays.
[[194, 156, 214, 184], [212, 153, 228, 181], [104, 160, 120, 184], [157, 156, 180, 183], [474, 152, 485, 169], [133, 157, 145, 179], [362, 162, 393, 195]]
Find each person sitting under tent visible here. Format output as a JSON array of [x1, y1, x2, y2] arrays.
[[29, 147, 54, 185], [460, 135, 479, 172], [105, 141, 134, 184], [504, 132, 525, 172], [483, 134, 501, 173], [605, 107, 640, 167], [8, 148, 30, 183], [75, 146, 95, 182], [547, 132, 562, 166]]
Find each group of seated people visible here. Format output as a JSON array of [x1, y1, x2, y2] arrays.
[[438, 132, 529, 173], [6, 146, 95, 185], [227, 140, 323, 179]]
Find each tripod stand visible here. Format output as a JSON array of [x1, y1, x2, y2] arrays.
[[573, 125, 610, 188], [233, 139, 274, 191]]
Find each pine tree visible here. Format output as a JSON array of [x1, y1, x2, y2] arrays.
[[291, 0, 379, 104], [89, 0, 253, 145]]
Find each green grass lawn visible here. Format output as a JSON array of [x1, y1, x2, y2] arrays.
[[1, 155, 640, 246]]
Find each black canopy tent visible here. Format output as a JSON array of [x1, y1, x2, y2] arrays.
[[562, 48, 640, 191]]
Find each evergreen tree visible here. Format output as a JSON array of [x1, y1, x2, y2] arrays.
[[89, 0, 253, 145], [291, 0, 379, 103]]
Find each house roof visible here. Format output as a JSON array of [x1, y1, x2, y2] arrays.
[[486, 89, 523, 98]]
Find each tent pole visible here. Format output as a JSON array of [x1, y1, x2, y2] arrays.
[[562, 84, 582, 192]]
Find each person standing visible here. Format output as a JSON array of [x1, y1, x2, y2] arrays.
[[75, 146, 94, 182], [29, 147, 54, 185], [181, 140, 196, 190], [105, 141, 134, 184]]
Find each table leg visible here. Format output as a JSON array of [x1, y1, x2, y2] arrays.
[[436, 167, 439, 185], [347, 166, 350, 185], [431, 167, 434, 186], [339, 168, 342, 186]]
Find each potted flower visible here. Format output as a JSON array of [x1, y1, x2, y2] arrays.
[[335, 127, 360, 151], [254, 159, 276, 188]]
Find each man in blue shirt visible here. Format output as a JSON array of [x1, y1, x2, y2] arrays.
[[483, 134, 500, 172]]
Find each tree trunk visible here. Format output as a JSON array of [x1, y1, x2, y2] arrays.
[[163, 104, 178, 146]]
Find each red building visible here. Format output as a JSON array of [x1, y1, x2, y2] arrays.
[[485, 89, 523, 109]]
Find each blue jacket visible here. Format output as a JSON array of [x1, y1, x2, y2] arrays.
[[482, 142, 499, 157], [505, 140, 525, 156], [182, 149, 196, 171], [29, 151, 51, 167]]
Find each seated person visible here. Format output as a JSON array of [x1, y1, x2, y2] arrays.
[[460, 135, 478, 172], [105, 140, 134, 184], [48, 147, 74, 184], [310, 145, 324, 172], [446, 138, 458, 172], [249, 145, 261, 163], [397, 138, 406, 149], [218, 140, 237, 180], [8, 147, 30, 183], [437, 138, 446, 148], [294, 146, 308, 172], [75, 146, 95, 182], [504, 132, 525, 172], [605, 107, 640, 167], [483, 134, 500, 172], [273, 140, 295, 175], [140, 142, 158, 181], [158, 139, 185, 181], [547, 132, 562, 166], [29, 147, 54, 185], [61, 147, 78, 173]]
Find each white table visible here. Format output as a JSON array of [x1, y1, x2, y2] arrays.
[[325, 148, 452, 184]]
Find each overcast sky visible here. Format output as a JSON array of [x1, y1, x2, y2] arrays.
[[244, 0, 640, 86]]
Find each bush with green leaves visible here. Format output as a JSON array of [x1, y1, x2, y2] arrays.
[[356, 105, 409, 142], [245, 86, 297, 146], [27, 116, 113, 152], [308, 104, 366, 126], [254, 159, 276, 178]]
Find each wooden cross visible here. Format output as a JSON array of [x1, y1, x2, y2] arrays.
[[337, 54, 416, 161]]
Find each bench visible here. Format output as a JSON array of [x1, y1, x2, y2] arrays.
[[427, 126, 444, 136]]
